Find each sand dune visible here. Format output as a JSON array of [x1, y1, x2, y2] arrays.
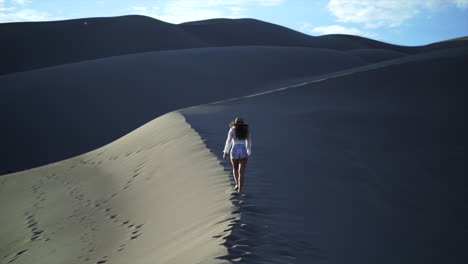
[[317, 34, 468, 53], [179, 18, 319, 48], [180, 19, 414, 52], [3, 15, 467, 75], [179, 48, 468, 263], [1, 46, 368, 174], [0, 112, 236, 264], [180, 18, 467, 53], [1, 15, 467, 264], [2, 43, 465, 264]]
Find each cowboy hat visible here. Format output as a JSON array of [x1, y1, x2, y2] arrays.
[[229, 117, 248, 127]]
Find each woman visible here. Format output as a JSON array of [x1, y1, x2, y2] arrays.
[[223, 117, 251, 193]]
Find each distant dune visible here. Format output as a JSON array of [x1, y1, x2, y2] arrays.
[[2, 15, 467, 75], [0, 15, 208, 75], [181, 19, 415, 53], [0, 15, 467, 264]]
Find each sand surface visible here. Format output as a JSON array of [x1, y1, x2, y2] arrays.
[[1, 112, 237, 264]]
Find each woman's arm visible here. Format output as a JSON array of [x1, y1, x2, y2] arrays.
[[246, 132, 252, 155], [223, 128, 234, 155]]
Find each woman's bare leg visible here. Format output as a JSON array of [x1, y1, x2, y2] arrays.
[[238, 158, 248, 193], [231, 158, 240, 187]]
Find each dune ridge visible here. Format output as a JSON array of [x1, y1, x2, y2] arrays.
[[0, 112, 237, 264]]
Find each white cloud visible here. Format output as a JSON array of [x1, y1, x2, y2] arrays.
[[129, 0, 286, 24], [257, 0, 285, 6], [11, 0, 29, 5], [326, 0, 468, 28], [130, 6, 149, 13], [454, 0, 468, 8], [230, 6, 242, 15], [301, 23, 377, 38], [0, 8, 50, 22], [192, 0, 285, 6], [0, 6, 14, 11], [0, 0, 53, 23]]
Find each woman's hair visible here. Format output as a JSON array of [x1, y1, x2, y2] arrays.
[[229, 117, 249, 139], [234, 124, 249, 140]]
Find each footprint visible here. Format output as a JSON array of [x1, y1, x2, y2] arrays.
[[15, 250, 28, 256], [7, 249, 29, 263], [117, 244, 126, 252], [130, 234, 141, 240]]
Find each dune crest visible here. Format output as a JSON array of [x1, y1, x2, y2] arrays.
[[0, 112, 236, 264]]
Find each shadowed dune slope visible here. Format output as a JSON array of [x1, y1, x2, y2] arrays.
[[0, 15, 208, 75], [344, 49, 408, 63], [180, 50, 468, 263], [0, 112, 236, 264], [1, 46, 367, 174]]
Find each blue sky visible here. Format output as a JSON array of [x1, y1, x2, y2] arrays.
[[1, 0, 467, 46]]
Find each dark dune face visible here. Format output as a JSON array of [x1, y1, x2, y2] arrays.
[[0, 46, 367, 173], [344, 49, 407, 63], [317, 34, 417, 52], [180, 51, 468, 264]]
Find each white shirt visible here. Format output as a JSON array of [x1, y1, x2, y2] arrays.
[[223, 127, 252, 155]]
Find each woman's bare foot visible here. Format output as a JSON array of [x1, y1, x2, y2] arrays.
[[233, 185, 238, 190]]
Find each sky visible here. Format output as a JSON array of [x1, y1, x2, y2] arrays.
[[1, 0, 467, 46]]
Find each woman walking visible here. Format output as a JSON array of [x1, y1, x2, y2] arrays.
[[223, 117, 251, 193]]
